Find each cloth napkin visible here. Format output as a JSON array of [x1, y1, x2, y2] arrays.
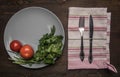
[[68, 7, 117, 73]]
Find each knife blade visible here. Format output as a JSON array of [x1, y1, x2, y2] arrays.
[[89, 15, 94, 64], [79, 17, 85, 61]]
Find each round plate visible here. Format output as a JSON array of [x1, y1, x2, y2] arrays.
[[4, 7, 65, 68]]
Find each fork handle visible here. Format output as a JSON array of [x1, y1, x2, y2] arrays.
[[80, 36, 84, 61]]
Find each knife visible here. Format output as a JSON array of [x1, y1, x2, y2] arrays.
[[79, 17, 85, 61], [89, 15, 94, 64]]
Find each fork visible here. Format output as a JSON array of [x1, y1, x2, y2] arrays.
[[79, 17, 85, 61]]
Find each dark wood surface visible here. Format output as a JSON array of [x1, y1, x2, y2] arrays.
[[0, 0, 120, 77]]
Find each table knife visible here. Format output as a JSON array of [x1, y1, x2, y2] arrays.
[[89, 15, 94, 64], [79, 17, 85, 61]]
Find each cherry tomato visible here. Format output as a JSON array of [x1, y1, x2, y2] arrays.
[[20, 44, 34, 59], [10, 40, 22, 52]]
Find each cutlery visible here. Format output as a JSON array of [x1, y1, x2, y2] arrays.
[[79, 17, 85, 61], [89, 15, 94, 64]]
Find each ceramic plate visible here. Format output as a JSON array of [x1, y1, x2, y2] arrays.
[[4, 7, 65, 68]]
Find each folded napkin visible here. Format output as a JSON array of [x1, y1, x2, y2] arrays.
[[68, 7, 117, 73]]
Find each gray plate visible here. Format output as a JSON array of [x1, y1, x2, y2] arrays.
[[4, 7, 65, 69]]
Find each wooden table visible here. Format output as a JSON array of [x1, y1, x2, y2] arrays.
[[0, 0, 120, 77]]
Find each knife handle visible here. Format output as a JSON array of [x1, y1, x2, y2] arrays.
[[89, 39, 93, 64], [80, 36, 84, 61]]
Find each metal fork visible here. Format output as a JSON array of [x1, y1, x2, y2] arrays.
[[79, 17, 85, 61]]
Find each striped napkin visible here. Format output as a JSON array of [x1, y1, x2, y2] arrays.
[[68, 7, 117, 73]]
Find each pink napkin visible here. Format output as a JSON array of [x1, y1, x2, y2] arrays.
[[68, 7, 117, 73]]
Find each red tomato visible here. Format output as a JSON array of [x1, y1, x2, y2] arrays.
[[20, 44, 34, 59], [10, 40, 22, 52]]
